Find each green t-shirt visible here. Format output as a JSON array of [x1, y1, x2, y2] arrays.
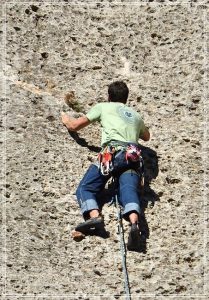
[[86, 102, 146, 146]]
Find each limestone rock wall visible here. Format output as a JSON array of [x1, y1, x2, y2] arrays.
[[1, 1, 209, 299]]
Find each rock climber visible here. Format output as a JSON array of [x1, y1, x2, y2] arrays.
[[61, 81, 150, 250]]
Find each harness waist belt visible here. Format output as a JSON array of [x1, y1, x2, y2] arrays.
[[103, 140, 140, 151]]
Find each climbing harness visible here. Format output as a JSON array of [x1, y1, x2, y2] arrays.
[[98, 141, 145, 188], [110, 177, 131, 300]]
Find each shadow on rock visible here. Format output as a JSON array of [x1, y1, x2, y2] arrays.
[[138, 145, 159, 252], [68, 131, 101, 153], [140, 144, 159, 208]]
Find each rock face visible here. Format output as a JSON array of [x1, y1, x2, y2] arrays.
[[1, 0, 209, 299]]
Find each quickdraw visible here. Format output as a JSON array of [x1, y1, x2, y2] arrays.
[[98, 146, 114, 176], [125, 144, 144, 187], [125, 144, 141, 162]]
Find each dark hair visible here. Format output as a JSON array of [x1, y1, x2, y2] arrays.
[[108, 81, 129, 104]]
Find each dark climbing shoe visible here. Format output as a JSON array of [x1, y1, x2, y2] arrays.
[[75, 216, 104, 233], [127, 223, 141, 251]]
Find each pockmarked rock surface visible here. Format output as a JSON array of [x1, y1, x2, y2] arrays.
[[1, 1, 209, 299]]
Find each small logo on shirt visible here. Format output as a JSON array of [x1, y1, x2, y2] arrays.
[[125, 112, 132, 118], [117, 106, 135, 124]]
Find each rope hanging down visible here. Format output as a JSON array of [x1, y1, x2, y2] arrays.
[[112, 178, 131, 300]]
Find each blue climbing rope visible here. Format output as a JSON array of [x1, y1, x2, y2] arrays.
[[112, 177, 131, 300]]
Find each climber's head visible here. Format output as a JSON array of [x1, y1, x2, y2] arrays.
[[108, 81, 129, 104]]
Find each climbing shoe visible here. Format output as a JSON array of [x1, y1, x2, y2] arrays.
[[75, 216, 104, 233], [127, 223, 141, 251]]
